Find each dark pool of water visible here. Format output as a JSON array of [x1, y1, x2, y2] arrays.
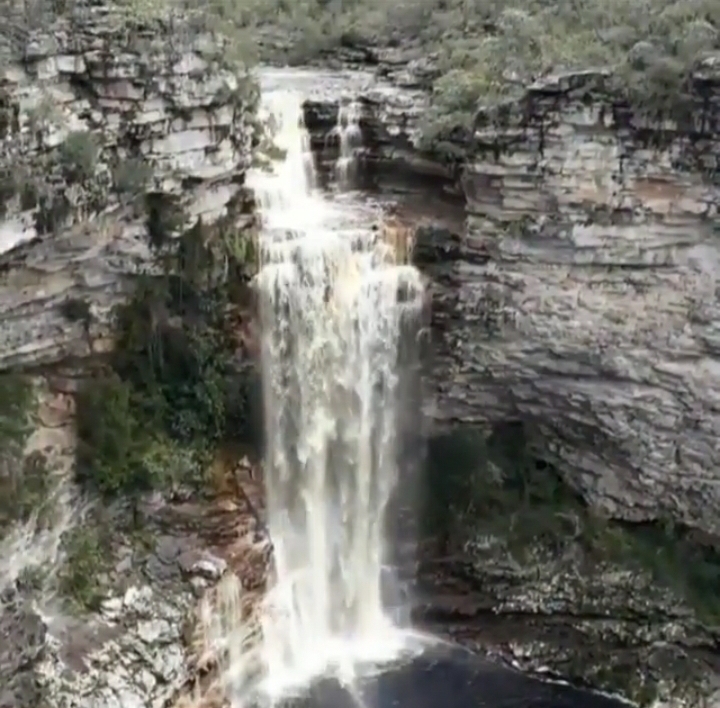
[[279, 644, 629, 708]]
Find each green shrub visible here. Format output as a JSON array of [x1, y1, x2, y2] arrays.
[[113, 157, 153, 198], [233, 0, 719, 139], [58, 526, 108, 611], [60, 297, 92, 326], [59, 131, 99, 184], [0, 373, 34, 461], [427, 421, 720, 624], [0, 168, 15, 219], [74, 200, 256, 501], [75, 373, 152, 498], [74, 368, 213, 501]]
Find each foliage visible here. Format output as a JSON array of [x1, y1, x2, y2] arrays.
[[0, 168, 15, 219], [113, 157, 153, 199], [0, 373, 34, 464], [60, 297, 92, 326], [58, 526, 109, 611], [230, 0, 720, 140], [75, 372, 151, 497], [74, 197, 257, 501], [0, 451, 51, 529], [59, 131, 99, 184], [424, 422, 720, 625], [0, 374, 41, 532]]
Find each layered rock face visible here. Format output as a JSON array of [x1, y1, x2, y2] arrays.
[[0, 6, 254, 370], [424, 61, 720, 535], [301, 80, 462, 190], [0, 10, 261, 708]]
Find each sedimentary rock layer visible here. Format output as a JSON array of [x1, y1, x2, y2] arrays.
[[426, 61, 720, 534], [0, 7, 254, 370]]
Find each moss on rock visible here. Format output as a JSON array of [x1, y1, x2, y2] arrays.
[[0, 374, 41, 533], [422, 422, 720, 704]]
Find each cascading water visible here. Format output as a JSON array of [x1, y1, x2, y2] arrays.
[[0, 477, 80, 607], [332, 99, 362, 187], [234, 76, 426, 702]]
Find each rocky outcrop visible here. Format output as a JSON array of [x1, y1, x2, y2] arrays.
[[300, 79, 460, 191], [0, 6, 255, 370], [0, 459, 268, 708], [409, 424, 720, 706], [421, 59, 720, 537]]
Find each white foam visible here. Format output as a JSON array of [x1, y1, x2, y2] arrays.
[[224, 76, 426, 704]]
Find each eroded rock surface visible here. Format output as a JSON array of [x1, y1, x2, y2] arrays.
[[0, 6, 254, 370], [422, 62, 720, 536], [0, 465, 268, 708]]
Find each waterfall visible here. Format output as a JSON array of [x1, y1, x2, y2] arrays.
[[333, 99, 362, 187], [0, 383, 86, 614], [237, 79, 425, 702]]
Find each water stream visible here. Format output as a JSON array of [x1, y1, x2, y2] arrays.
[[245, 72, 426, 701], [332, 99, 362, 187]]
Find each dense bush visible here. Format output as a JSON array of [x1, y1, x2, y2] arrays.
[[230, 0, 719, 141], [58, 526, 109, 611], [0, 374, 40, 531], [59, 131, 99, 183], [74, 199, 257, 501]]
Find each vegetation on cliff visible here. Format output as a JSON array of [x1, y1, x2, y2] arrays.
[[236, 0, 719, 144], [0, 375, 45, 533], [425, 422, 720, 626], [74, 194, 259, 504], [424, 422, 720, 704]]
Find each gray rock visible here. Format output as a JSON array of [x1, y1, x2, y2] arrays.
[[0, 603, 47, 708], [36, 584, 194, 708], [0, 8, 255, 372], [420, 66, 720, 536], [178, 549, 227, 580]]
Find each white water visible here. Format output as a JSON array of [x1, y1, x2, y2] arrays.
[[233, 76, 426, 702], [331, 99, 363, 187], [0, 476, 83, 611]]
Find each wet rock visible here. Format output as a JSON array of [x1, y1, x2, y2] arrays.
[[179, 549, 228, 581], [291, 66, 445, 189]]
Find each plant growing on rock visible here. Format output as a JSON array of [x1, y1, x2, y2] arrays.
[[0, 168, 14, 219], [0, 374, 39, 533], [75, 372, 154, 499], [59, 131, 99, 184], [34, 190, 72, 235], [58, 526, 110, 611], [74, 194, 259, 505], [112, 157, 154, 201], [425, 421, 720, 627], [237, 0, 720, 144]]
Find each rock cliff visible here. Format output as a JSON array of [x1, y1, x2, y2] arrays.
[[0, 5, 255, 371], [0, 9, 261, 708], [414, 58, 720, 537], [298, 60, 720, 541]]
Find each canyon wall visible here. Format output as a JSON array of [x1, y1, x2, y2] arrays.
[[0, 10, 259, 708], [303, 53, 720, 537], [0, 6, 255, 371], [425, 59, 720, 535]]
